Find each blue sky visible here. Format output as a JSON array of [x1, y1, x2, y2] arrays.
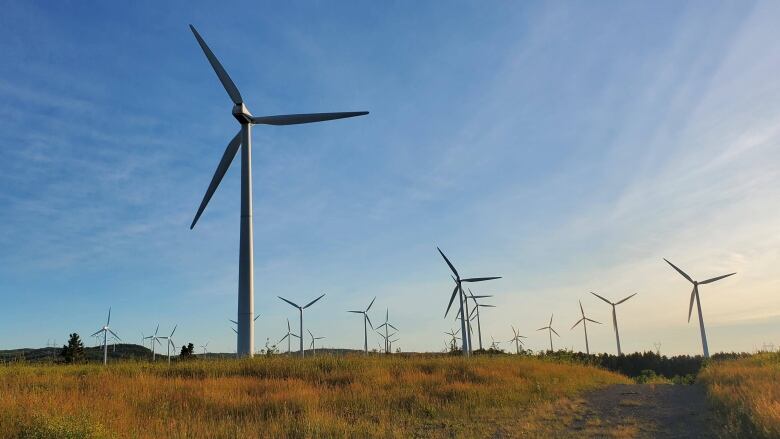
[[1, 1, 779, 355]]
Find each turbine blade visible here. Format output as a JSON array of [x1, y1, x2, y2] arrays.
[[170, 325, 177, 337], [229, 319, 238, 325], [444, 284, 459, 317], [388, 324, 398, 331], [551, 328, 560, 337], [664, 258, 694, 283], [231, 328, 237, 334], [108, 329, 121, 340], [437, 247, 459, 278], [189, 25, 243, 105], [307, 329, 313, 337], [303, 293, 326, 309], [537, 327, 547, 331], [348, 310, 363, 314], [366, 315, 374, 329], [688, 287, 696, 323], [287, 318, 291, 331], [571, 318, 584, 330], [615, 293, 637, 305], [480, 304, 496, 308], [107, 307, 111, 326], [586, 318, 602, 324], [549, 314, 554, 326], [190, 131, 242, 229], [366, 296, 376, 312], [462, 277, 502, 282], [254, 314, 261, 322], [579, 300, 584, 316], [90, 329, 103, 337], [251, 111, 368, 126], [590, 292, 612, 305], [154, 324, 159, 336], [700, 272, 736, 285], [279, 334, 289, 343], [470, 295, 493, 299], [278, 296, 300, 309]]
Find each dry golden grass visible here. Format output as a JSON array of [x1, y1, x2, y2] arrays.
[[0, 355, 627, 438], [699, 352, 780, 438]]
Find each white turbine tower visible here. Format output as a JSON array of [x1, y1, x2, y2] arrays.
[[664, 258, 736, 358], [348, 297, 376, 354], [307, 330, 325, 356], [467, 289, 494, 351], [187, 25, 368, 358], [90, 308, 120, 365], [571, 300, 601, 355], [437, 247, 501, 357], [537, 314, 559, 352], [278, 294, 325, 358], [591, 292, 637, 356], [508, 326, 527, 354]]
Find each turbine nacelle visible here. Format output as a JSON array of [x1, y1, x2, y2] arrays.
[[232, 103, 253, 124]]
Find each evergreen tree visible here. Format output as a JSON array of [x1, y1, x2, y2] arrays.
[[180, 342, 195, 357], [59, 333, 85, 363]]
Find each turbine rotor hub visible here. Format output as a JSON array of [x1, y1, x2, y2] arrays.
[[232, 103, 253, 124]]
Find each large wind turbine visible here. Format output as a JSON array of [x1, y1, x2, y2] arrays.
[[591, 292, 636, 355], [187, 25, 368, 358], [90, 308, 120, 365], [437, 247, 501, 357], [571, 300, 601, 355], [664, 258, 736, 358], [278, 294, 325, 358], [537, 314, 559, 351], [348, 297, 376, 354]]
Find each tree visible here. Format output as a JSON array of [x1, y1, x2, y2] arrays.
[[180, 343, 195, 357], [59, 333, 85, 363]]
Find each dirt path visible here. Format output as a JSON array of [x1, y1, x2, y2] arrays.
[[555, 383, 717, 438]]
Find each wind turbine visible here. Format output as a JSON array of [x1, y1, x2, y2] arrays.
[[508, 326, 527, 354], [437, 247, 501, 357], [90, 308, 120, 365], [537, 314, 559, 352], [278, 294, 326, 358], [187, 25, 368, 358], [376, 330, 397, 354], [444, 328, 461, 351], [307, 330, 325, 356], [489, 336, 502, 351], [143, 324, 167, 361], [467, 289, 494, 351], [375, 309, 398, 354], [591, 292, 636, 355], [348, 297, 376, 354], [278, 318, 299, 355], [571, 300, 601, 355], [166, 325, 178, 364], [664, 258, 736, 358], [200, 342, 209, 356]]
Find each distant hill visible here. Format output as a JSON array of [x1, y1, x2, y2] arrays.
[[0, 343, 155, 363]]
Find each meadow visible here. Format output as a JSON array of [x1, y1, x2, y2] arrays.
[[0, 354, 628, 438], [699, 352, 780, 438]]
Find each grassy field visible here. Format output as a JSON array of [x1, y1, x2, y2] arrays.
[[699, 352, 780, 438], [0, 354, 628, 438]]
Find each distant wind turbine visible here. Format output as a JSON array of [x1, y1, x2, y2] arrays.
[[200, 342, 209, 356], [467, 289, 494, 351], [437, 247, 501, 357], [591, 292, 636, 355], [375, 309, 398, 354], [307, 330, 325, 356], [90, 308, 120, 365], [278, 318, 300, 354], [166, 325, 177, 364], [508, 326, 527, 354], [187, 24, 368, 358], [571, 300, 601, 355], [143, 324, 167, 361], [278, 294, 326, 358], [348, 297, 376, 354], [444, 328, 461, 351], [664, 258, 736, 358], [537, 314, 559, 351]]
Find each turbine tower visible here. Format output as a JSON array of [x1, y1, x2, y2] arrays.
[[278, 294, 325, 358], [187, 25, 368, 357], [348, 297, 376, 354], [571, 300, 601, 355], [90, 307, 120, 365], [537, 314, 559, 351], [307, 330, 325, 356], [166, 325, 177, 364], [467, 289, 494, 351], [664, 258, 736, 358], [591, 292, 637, 355], [437, 247, 501, 357]]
